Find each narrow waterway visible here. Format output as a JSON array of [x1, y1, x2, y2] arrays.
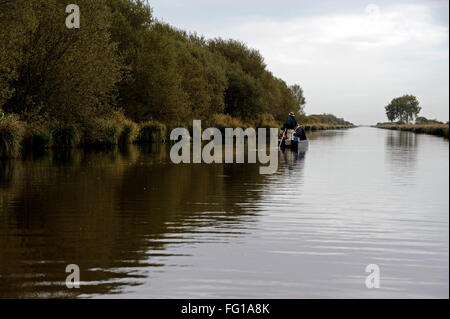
[[0, 127, 448, 298]]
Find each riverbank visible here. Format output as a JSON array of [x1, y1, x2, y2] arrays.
[[1, 127, 448, 298], [303, 123, 356, 131], [0, 113, 355, 158], [375, 123, 449, 139]]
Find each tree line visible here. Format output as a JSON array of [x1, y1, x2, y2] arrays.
[[0, 0, 351, 154]]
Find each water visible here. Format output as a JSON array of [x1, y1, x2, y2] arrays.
[[0, 127, 448, 298]]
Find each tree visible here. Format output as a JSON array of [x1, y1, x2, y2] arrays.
[[1, 0, 122, 125], [107, 3, 189, 126], [224, 65, 265, 120], [385, 95, 421, 123], [289, 84, 306, 115], [415, 116, 443, 125]]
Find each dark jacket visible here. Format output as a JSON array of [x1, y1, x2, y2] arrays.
[[282, 115, 298, 130], [294, 126, 307, 140]]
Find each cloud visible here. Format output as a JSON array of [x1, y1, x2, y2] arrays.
[[151, 1, 449, 124], [220, 3, 449, 124]]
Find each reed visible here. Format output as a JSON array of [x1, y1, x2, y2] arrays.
[[0, 114, 24, 158], [253, 113, 280, 129], [375, 123, 449, 139], [136, 120, 168, 144], [203, 114, 247, 130], [23, 123, 52, 151], [51, 123, 79, 148]]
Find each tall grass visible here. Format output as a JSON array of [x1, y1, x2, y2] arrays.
[[0, 114, 24, 158], [203, 114, 246, 130], [116, 112, 138, 145], [376, 123, 449, 139], [51, 123, 79, 148], [23, 123, 52, 150], [80, 111, 138, 146], [136, 120, 167, 144], [253, 113, 280, 129]]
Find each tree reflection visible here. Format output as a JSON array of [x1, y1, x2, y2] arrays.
[[0, 145, 268, 297]]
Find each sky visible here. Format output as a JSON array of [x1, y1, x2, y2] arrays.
[[150, 0, 449, 125]]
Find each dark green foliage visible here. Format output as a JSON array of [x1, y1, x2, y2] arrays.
[[224, 66, 265, 120], [1, 0, 122, 124], [0, 115, 24, 157], [51, 124, 78, 148], [23, 124, 52, 150], [0, 0, 354, 152], [137, 121, 167, 144], [118, 118, 139, 145], [385, 95, 421, 123], [289, 84, 306, 115]]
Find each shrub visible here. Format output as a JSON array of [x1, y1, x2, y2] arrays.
[[137, 120, 167, 144], [253, 113, 279, 128], [119, 119, 138, 144], [204, 114, 245, 130], [79, 111, 140, 146], [90, 118, 122, 145], [23, 123, 52, 150], [114, 111, 139, 144], [0, 114, 24, 158], [51, 123, 79, 148]]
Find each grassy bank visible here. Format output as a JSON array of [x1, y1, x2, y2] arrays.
[[1, 113, 150, 158], [375, 123, 449, 139], [0, 112, 356, 158]]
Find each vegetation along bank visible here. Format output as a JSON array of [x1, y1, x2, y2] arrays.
[[0, 0, 354, 158]]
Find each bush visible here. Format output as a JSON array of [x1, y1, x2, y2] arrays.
[[90, 118, 122, 145], [0, 114, 24, 158], [115, 111, 139, 144], [253, 113, 279, 128], [119, 119, 138, 144], [23, 123, 52, 150], [51, 123, 79, 148], [137, 120, 167, 144], [203, 114, 245, 130]]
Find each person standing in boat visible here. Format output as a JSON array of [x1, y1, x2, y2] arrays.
[[282, 112, 298, 130], [281, 112, 298, 141]]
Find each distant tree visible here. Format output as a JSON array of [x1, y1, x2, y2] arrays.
[[415, 116, 443, 125], [289, 84, 306, 115], [385, 95, 421, 123]]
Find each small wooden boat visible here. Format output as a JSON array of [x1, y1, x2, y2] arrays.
[[280, 138, 309, 152], [279, 129, 309, 152]]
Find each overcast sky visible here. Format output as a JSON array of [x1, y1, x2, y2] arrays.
[[150, 0, 449, 125]]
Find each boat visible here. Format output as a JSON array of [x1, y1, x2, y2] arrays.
[[279, 129, 309, 152], [280, 138, 309, 152]]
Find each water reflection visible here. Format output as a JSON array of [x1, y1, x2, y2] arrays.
[[0, 128, 448, 298], [385, 130, 418, 184], [279, 148, 307, 172], [0, 145, 267, 298]]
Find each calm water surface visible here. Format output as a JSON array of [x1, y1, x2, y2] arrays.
[[0, 127, 448, 298]]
